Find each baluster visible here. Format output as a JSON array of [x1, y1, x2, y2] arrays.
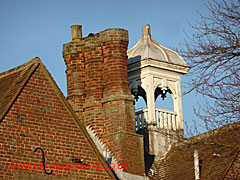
[[175, 114, 178, 129], [172, 114, 176, 130], [156, 110, 159, 128], [168, 113, 172, 129], [159, 111, 163, 128], [141, 112, 145, 128], [163, 112, 167, 129]]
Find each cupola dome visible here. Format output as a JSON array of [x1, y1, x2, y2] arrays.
[[127, 25, 187, 67]]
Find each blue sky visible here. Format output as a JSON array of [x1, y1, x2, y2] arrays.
[[0, 0, 210, 135]]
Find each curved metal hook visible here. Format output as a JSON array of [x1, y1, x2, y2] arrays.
[[34, 147, 53, 175]]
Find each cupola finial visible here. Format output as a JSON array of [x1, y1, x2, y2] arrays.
[[142, 24, 151, 35]]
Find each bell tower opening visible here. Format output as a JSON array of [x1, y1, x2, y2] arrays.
[[155, 87, 174, 111], [132, 86, 147, 131]]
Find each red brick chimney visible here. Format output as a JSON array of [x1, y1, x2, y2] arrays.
[[62, 25, 145, 176], [63, 25, 85, 122]]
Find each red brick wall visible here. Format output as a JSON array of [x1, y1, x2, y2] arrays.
[[63, 27, 145, 176], [0, 66, 113, 179]]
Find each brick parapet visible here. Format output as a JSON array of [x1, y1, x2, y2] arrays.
[[63, 28, 128, 57]]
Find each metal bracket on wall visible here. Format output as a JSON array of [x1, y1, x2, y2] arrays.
[[34, 147, 53, 175]]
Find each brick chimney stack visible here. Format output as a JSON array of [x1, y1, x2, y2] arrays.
[[62, 25, 145, 176], [63, 25, 85, 122]]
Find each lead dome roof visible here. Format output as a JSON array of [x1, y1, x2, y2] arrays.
[[127, 25, 187, 66]]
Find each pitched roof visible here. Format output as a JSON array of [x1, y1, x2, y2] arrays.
[[149, 121, 240, 179], [0, 58, 40, 122], [0, 58, 116, 179]]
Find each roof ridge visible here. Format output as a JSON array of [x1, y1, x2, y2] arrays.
[[169, 121, 240, 149], [0, 57, 40, 78], [186, 121, 240, 142]]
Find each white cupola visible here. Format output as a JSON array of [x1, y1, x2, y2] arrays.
[[127, 25, 190, 157]]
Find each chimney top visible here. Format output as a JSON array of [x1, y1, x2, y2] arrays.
[[71, 25, 82, 40]]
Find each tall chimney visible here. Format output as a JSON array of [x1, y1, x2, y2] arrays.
[[62, 25, 145, 176], [62, 25, 85, 121]]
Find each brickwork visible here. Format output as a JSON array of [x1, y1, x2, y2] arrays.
[[1, 25, 239, 179], [63, 26, 145, 176], [0, 65, 114, 180]]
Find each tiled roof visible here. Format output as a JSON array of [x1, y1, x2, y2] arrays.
[[0, 58, 40, 122], [149, 121, 240, 179]]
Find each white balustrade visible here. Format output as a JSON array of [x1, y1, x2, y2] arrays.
[[135, 109, 148, 131], [136, 108, 177, 131], [155, 108, 177, 130]]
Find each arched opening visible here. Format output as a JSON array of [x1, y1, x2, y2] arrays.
[[134, 96, 147, 111], [131, 86, 147, 110], [154, 87, 174, 111], [131, 86, 147, 131]]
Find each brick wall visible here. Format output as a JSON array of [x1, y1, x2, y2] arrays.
[[63, 26, 145, 176], [0, 65, 113, 179]]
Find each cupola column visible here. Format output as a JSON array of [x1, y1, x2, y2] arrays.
[[174, 81, 184, 129], [146, 75, 156, 125]]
